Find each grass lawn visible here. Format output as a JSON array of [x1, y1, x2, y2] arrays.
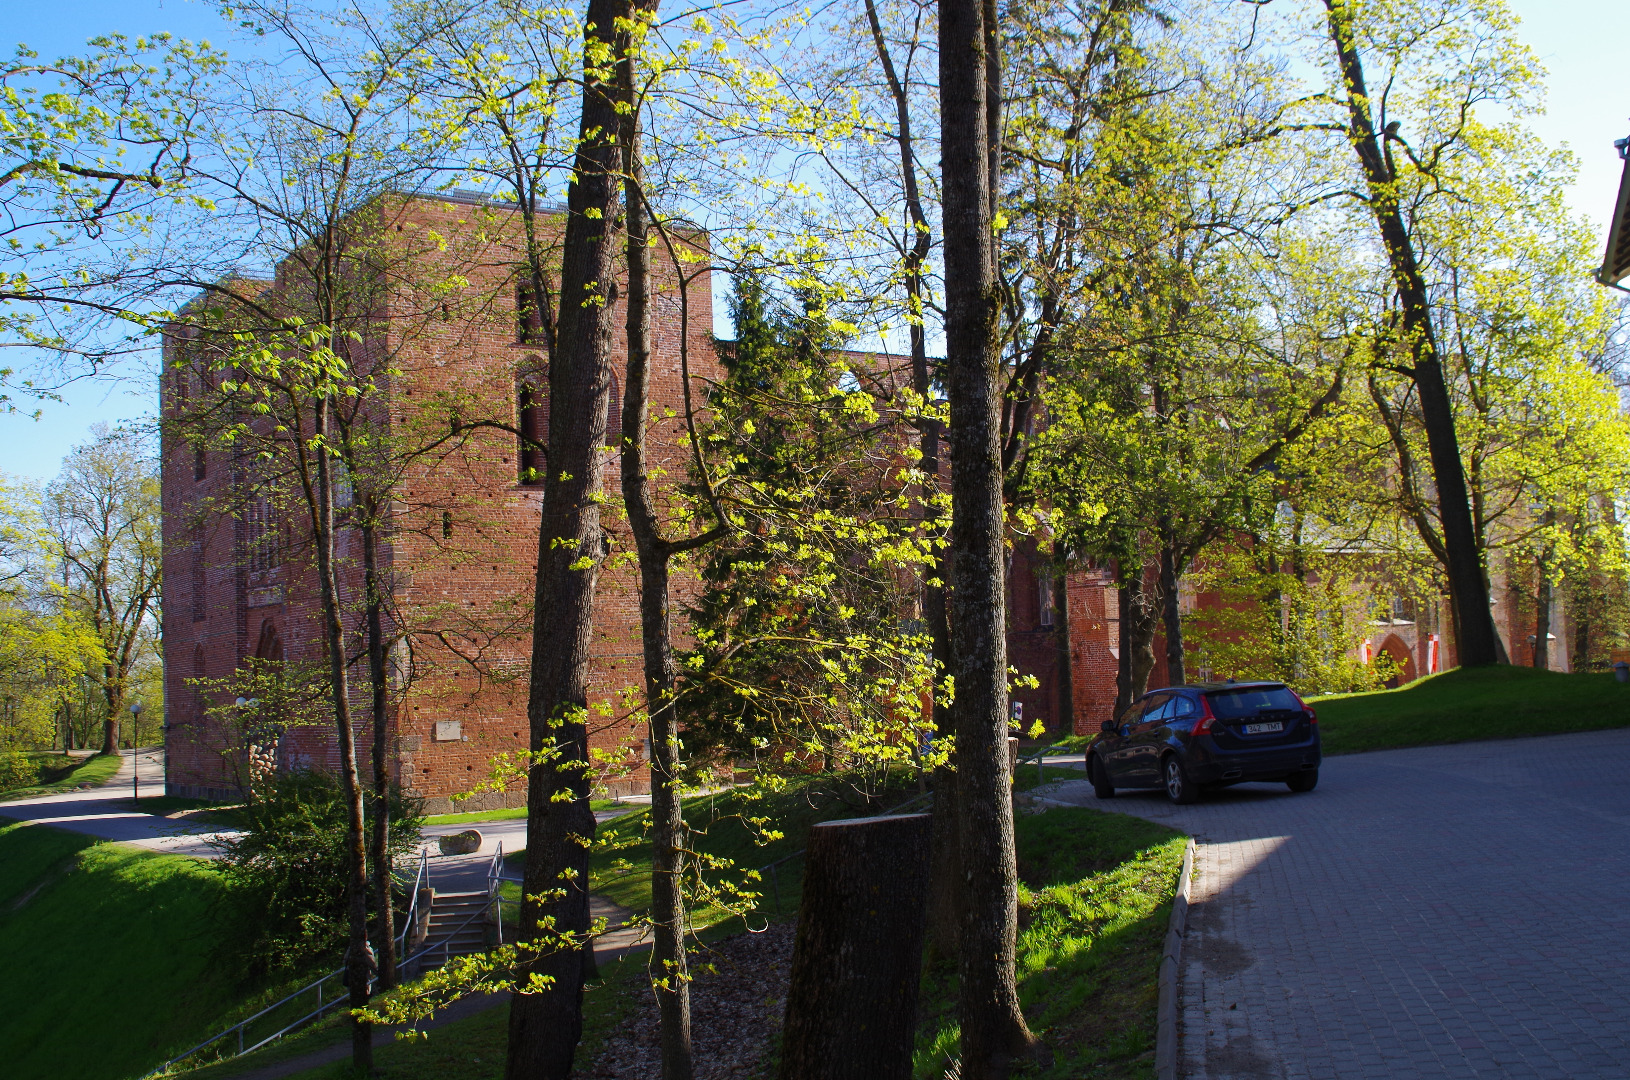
[[0, 752, 122, 801], [249, 802, 1182, 1080], [0, 821, 249, 1080], [582, 772, 924, 922], [194, 930, 672, 1080], [1312, 665, 1630, 755], [423, 799, 631, 827], [911, 807, 1185, 1080]]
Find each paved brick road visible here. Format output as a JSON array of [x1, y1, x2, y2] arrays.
[[1044, 728, 1630, 1079]]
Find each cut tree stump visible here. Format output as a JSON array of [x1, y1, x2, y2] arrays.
[[779, 812, 931, 1080]]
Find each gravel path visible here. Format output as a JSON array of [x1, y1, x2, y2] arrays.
[[583, 921, 795, 1079]]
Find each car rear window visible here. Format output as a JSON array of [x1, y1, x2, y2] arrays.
[[1206, 686, 1301, 718]]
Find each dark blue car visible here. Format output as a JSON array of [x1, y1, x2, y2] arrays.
[[1087, 681, 1321, 804]]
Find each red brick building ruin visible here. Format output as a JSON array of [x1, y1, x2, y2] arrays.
[[162, 194, 1562, 809]]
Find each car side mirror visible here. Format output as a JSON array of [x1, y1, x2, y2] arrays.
[[1100, 720, 1115, 734]]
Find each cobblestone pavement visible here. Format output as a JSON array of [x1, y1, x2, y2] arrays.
[[1042, 728, 1630, 1079]]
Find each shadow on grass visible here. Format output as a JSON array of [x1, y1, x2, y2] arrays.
[[913, 807, 1185, 1080]]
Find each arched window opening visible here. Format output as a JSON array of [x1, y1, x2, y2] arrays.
[[518, 361, 549, 486], [255, 620, 285, 663], [517, 280, 547, 345]]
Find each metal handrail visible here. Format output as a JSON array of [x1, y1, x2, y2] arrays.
[[487, 841, 505, 947], [398, 844, 506, 972], [143, 848, 432, 1078], [399, 848, 429, 954], [1018, 742, 1078, 786]]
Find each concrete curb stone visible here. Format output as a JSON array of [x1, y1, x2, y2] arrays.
[[1027, 793, 1195, 1079], [1156, 838, 1195, 1080]]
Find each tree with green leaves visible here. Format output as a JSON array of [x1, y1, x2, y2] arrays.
[[0, 473, 104, 759], [1314, 0, 1534, 667], [0, 34, 218, 406], [44, 424, 162, 755]]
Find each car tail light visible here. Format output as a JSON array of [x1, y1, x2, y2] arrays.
[[1290, 690, 1317, 724], [1193, 696, 1216, 736]]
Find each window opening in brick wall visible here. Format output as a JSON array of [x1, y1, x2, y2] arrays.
[[194, 444, 207, 481], [518, 362, 548, 485], [442, 510, 453, 538], [335, 460, 354, 508], [607, 370, 621, 450], [190, 540, 206, 621], [517, 280, 548, 345], [191, 644, 206, 727], [1038, 573, 1056, 628], [254, 620, 285, 663], [245, 494, 282, 572], [1105, 579, 1121, 659]]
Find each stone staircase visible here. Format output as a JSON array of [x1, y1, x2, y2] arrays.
[[421, 889, 496, 960]]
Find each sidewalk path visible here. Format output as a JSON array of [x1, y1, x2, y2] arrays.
[[0, 748, 228, 856], [1039, 728, 1630, 1080], [0, 751, 637, 863]]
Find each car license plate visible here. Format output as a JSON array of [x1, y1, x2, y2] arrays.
[[1243, 721, 1283, 734]]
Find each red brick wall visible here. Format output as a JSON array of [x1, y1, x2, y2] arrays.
[[1063, 567, 1119, 735], [162, 194, 720, 810]]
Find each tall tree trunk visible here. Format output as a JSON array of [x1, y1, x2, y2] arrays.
[[617, 49, 695, 1080], [311, 396, 373, 1074], [1158, 539, 1183, 686], [1116, 563, 1134, 717], [1054, 571, 1073, 732], [939, 0, 1041, 1073], [1533, 555, 1552, 671], [1570, 574, 1591, 671], [361, 508, 398, 989], [1118, 556, 1156, 709], [100, 661, 120, 755], [1324, 0, 1501, 667], [506, 1, 628, 1073], [863, 0, 958, 960]]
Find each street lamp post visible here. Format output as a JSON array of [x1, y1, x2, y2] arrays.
[[129, 701, 143, 801]]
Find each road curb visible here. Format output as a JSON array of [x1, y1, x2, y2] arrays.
[[1157, 837, 1195, 1080]]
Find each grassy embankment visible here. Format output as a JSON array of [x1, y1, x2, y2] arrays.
[[0, 821, 247, 1080], [1312, 665, 1629, 755], [1, 752, 123, 800], [912, 808, 1185, 1080], [235, 793, 1181, 1080], [574, 765, 1085, 919]]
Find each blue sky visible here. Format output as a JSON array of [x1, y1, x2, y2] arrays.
[[5, 0, 1628, 482]]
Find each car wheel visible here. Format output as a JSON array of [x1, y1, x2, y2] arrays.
[[1287, 768, 1318, 793], [1163, 755, 1200, 805], [1089, 755, 1115, 799]]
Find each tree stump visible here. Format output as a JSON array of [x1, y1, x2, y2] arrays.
[[780, 812, 932, 1080]]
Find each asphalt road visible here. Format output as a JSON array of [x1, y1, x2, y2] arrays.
[[1042, 728, 1630, 1079]]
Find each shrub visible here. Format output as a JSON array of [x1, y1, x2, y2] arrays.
[[0, 750, 41, 793], [211, 769, 423, 979]]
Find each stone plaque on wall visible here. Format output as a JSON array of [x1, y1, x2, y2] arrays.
[[247, 584, 285, 608], [433, 720, 463, 742]]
